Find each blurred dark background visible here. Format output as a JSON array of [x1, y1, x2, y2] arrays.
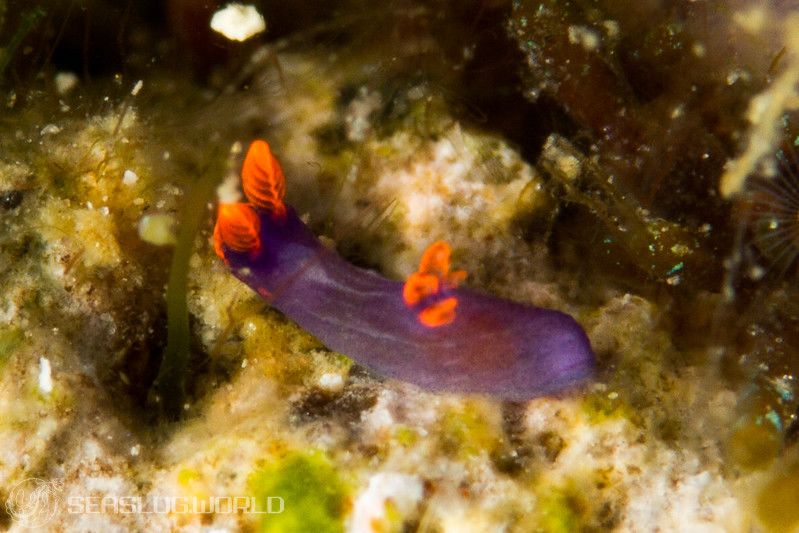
[[0, 0, 353, 82]]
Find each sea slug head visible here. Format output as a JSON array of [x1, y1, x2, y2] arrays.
[[214, 139, 292, 262], [403, 240, 466, 327]]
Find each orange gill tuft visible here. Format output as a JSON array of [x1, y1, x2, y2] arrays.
[[418, 297, 458, 327], [403, 241, 467, 327], [403, 272, 440, 306], [418, 240, 452, 277]]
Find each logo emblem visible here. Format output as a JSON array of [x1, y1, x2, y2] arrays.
[[5, 477, 63, 528]]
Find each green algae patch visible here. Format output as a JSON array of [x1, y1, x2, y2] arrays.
[[756, 464, 799, 532], [0, 326, 23, 369], [177, 467, 202, 487], [438, 400, 501, 458], [726, 419, 781, 472], [727, 386, 784, 471], [523, 475, 618, 533], [393, 425, 419, 448], [241, 312, 319, 387], [581, 391, 640, 427], [535, 488, 581, 533], [248, 451, 348, 533]]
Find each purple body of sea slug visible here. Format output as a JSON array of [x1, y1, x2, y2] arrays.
[[213, 140, 595, 399]]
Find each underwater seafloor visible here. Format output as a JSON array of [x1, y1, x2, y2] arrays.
[[2, 0, 799, 531]]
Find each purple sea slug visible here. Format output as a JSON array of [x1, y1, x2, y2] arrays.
[[213, 140, 595, 399]]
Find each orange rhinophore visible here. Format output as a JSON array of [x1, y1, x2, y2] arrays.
[[418, 297, 458, 327], [446, 268, 467, 287], [242, 140, 287, 219], [418, 240, 466, 288], [214, 202, 262, 259], [403, 241, 466, 328]]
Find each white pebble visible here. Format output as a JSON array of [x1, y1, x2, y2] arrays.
[[138, 214, 177, 246], [216, 174, 243, 204], [350, 473, 423, 533], [210, 4, 266, 42], [567, 25, 600, 51], [318, 373, 344, 392], [130, 80, 143, 96], [38, 357, 53, 395], [122, 169, 139, 186], [54, 72, 79, 95], [40, 124, 61, 136]]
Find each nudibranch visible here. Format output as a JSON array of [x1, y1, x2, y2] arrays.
[[213, 140, 595, 399]]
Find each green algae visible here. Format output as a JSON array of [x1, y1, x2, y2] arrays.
[[176, 467, 202, 487], [248, 451, 348, 533], [539, 134, 716, 288], [240, 311, 321, 388], [582, 392, 640, 426], [393, 426, 419, 448], [525, 475, 619, 533], [534, 488, 580, 533], [727, 383, 786, 471], [756, 463, 799, 532], [0, 7, 44, 82], [438, 401, 501, 458], [151, 163, 220, 418], [727, 420, 781, 472], [0, 326, 22, 369]]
